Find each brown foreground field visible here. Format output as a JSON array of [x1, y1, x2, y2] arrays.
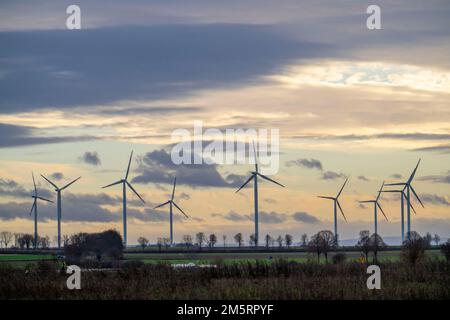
[[0, 258, 449, 299]]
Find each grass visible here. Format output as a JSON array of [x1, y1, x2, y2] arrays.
[[0, 254, 54, 261], [0, 258, 448, 299]]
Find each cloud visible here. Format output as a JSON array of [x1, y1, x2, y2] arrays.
[[0, 25, 327, 113], [0, 178, 52, 199], [179, 192, 190, 200], [358, 175, 370, 182], [390, 173, 403, 179], [420, 194, 450, 206], [132, 149, 247, 188], [412, 145, 450, 153], [264, 198, 277, 204], [212, 210, 286, 224], [321, 171, 346, 180], [50, 172, 64, 181], [418, 172, 450, 184], [80, 151, 101, 166], [286, 158, 322, 171], [0, 123, 96, 148], [292, 211, 319, 224]]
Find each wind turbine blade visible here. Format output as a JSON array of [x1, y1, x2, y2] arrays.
[[385, 183, 406, 186], [153, 201, 170, 209], [252, 140, 258, 172], [257, 173, 285, 188], [407, 159, 421, 184], [126, 181, 145, 204], [336, 178, 348, 198], [171, 177, 177, 201], [125, 151, 133, 180], [37, 196, 53, 203], [376, 181, 385, 201], [173, 201, 188, 218], [410, 185, 424, 208], [102, 180, 122, 189], [359, 200, 375, 203], [381, 190, 402, 193], [40, 174, 58, 189], [377, 203, 389, 221], [336, 200, 347, 222], [317, 196, 335, 200], [235, 174, 254, 193], [410, 201, 417, 215], [32, 172, 37, 195], [29, 201, 36, 216], [60, 176, 81, 191]]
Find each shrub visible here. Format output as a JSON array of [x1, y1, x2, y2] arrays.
[[332, 253, 347, 264], [441, 239, 450, 262], [402, 231, 427, 264]]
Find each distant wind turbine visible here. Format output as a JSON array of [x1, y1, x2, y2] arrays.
[[41, 174, 81, 249], [359, 181, 388, 235], [29, 172, 53, 249], [236, 141, 284, 247], [385, 159, 424, 240], [381, 189, 417, 243], [317, 178, 348, 245], [102, 151, 145, 247], [153, 177, 188, 246]]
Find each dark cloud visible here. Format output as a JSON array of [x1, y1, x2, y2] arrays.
[[358, 175, 370, 182], [0, 178, 52, 199], [131, 149, 247, 188], [95, 106, 202, 116], [50, 172, 64, 181], [390, 173, 403, 179], [321, 171, 346, 180], [418, 172, 450, 184], [179, 192, 190, 200], [264, 198, 277, 204], [292, 211, 319, 224], [0, 123, 96, 148], [286, 158, 323, 171], [420, 194, 450, 206], [412, 145, 450, 153], [213, 210, 286, 224], [0, 25, 328, 113], [293, 133, 450, 142], [80, 151, 101, 166]]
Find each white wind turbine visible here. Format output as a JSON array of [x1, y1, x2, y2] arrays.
[[236, 142, 284, 247], [359, 181, 388, 235], [41, 174, 81, 249], [102, 151, 145, 247], [317, 178, 348, 245], [153, 177, 189, 246], [29, 172, 53, 248], [385, 159, 424, 240]]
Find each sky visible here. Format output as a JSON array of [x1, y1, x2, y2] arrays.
[[0, 0, 449, 246]]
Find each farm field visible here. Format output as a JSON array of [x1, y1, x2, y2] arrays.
[[123, 249, 444, 265]]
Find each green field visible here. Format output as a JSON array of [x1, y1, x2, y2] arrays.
[[124, 249, 444, 265], [0, 254, 54, 261]]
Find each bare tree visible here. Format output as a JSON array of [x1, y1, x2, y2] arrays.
[[196, 232, 205, 249], [137, 237, 149, 251], [433, 234, 441, 246], [308, 233, 322, 263], [222, 235, 227, 247], [234, 233, 243, 248], [39, 235, 50, 249], [265, 234, 272, 249], [357, 230, 371, 262], [402, 231, 426, 264], [424, 232, 433, 248], [62, 234, 70, 248], [249, 234, 256, 247], [276, 235, 283, 248], [157, 237, 163, 252], [285, 234, 293, 248], [300, 233, 308, 246], [209, 234, 217, 248], [0, 231, 13, 248], [183, 234, 193, 248], [318, 230, 335, 262]]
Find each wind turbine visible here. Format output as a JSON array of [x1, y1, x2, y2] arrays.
[[385, 159, 424, 240], [317, 178, 348, 245], [153, 177, 188, 246], [235, 142, 284, 247], [41, 174, 81, 249], [29, 172, 53, 248], [359, 181, 388, 235], [381, 189, 417, 243], [102, 151, 145, 247]]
